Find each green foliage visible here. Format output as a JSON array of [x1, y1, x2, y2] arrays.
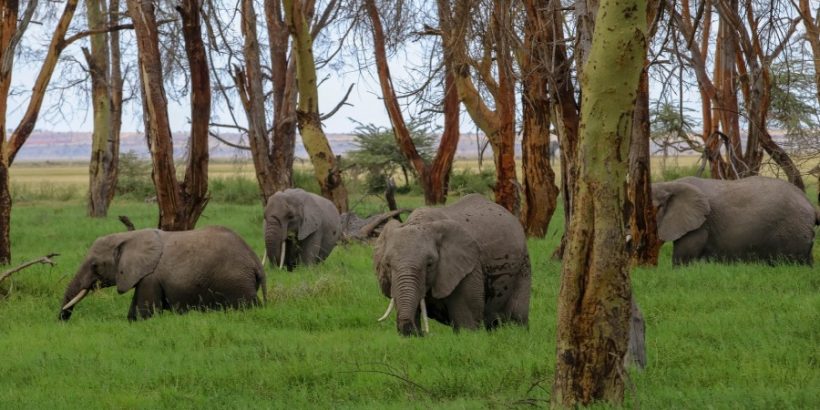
[[209, 176, 261, 205], [346, 120, 437, 194], [10, 182, 81, 202], [116, 151, 154, 200], [447, 168, 495, 196], [650, 102, 700, 155], [768, 62, 820, 152]]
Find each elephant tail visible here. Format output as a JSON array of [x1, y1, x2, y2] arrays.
[[815, 207, 820, 226]]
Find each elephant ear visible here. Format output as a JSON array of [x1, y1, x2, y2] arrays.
[[373, 219, 401, 297], [297, 196, 322, 241], [430, 220, 480, 299], [115, 230, 164, 294], [655, 183, 711, 242]]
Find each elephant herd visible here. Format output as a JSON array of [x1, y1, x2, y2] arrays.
[[58, 177, 819, 337]]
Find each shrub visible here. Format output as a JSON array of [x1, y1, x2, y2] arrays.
[[210, 176, 261, 205], [659, 164, 703, 182], [116, 151, 154, 200], [448, 169, 495, 196]]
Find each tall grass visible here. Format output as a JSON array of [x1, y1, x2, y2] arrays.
[[0, 194, 817, 408]]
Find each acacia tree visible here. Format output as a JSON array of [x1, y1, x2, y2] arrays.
[[437, 0, 519, 214], [85, 0, 124, 217], [552, 0, 646, 405], [0, 0, 80, 264], [284, 0, 348, 212], [518, 0, 559, 237], [364, 0, 460, 206], [126, 0, 211, 230]]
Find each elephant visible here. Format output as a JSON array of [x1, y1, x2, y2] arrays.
[[264, 188, 341, 270], [652, 176, 819, 265], [374, 194, 531, 336], [59, 226, 267, 321]]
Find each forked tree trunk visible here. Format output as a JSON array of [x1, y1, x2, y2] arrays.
[[365, 0, 462, 206], [552, 0, 646, 405], [0, 0, 79, 263], [284, 0, 347, 212], [520, 0, 559, 237], [127, 0, 210, 230], [86, 0, 120, 217]]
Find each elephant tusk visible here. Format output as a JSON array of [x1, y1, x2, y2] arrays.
[[61, 288, 89, 311], [377, 298, 394, 322], [261, 252, 267, 266], [279, 242, 286, 269], [420, 298, 430, 334]]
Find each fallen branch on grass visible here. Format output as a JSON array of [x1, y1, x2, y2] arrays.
[[0, 253, 59, 286], [118, 215, 136, 231]]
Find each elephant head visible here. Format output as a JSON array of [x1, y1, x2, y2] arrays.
[[374, 213, 480, 336], [652, 181, 711, 242], [264, 191, 322, 270], [59, 230, 163, 321]]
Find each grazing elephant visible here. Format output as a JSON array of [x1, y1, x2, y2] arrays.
[[652, 176, 819, 265], [374, 194, 531, 336], [59, 226, 266, 321], [264, 188, 341, 270]]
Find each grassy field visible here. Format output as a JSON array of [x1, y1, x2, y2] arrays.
[[0, 164, 818, 408]]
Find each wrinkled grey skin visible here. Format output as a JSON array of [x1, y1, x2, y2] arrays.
[[59, 227, 266, 321], [652, 176, 818, 265], [374, 194, 531, 336], [264, 188, 341, 270]]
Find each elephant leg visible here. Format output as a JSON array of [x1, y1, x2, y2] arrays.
[[298, 232, 323, 265], [127, 275, 165, 321], [672, 227, 708, 265], [445, 271, 484, 332]]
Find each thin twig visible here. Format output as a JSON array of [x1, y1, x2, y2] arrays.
[[0, 254, 60, 286]]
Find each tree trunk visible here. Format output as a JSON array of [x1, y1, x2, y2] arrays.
[[797, 0, 820, 106], [284, 0, 348, 212], [265, 0, 297, 194], [178, 0, 211, 226], [425, 67, 460, 205], [549, 0, 581, 259], [552, 0, 646, 405], [628, 65, 660, 266], [128, 0, 212, 230], [108, 0, 123, 205], [0, 0, 78, 263], [86, 0, 118, 217], [238, 0, 278, 204], [520, 0, 559, 237]]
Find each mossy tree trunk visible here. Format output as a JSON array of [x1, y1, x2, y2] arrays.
[[552, 0, 647, 405], [85, 0, 121, 217], [284, 0, 347, 212]]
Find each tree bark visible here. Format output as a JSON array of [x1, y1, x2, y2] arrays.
[[796, 0, 820, 106], [86, 0, 119, 217], [520, 0, 559, 237], [366, 0, 459, 206], [127, 0, 210, 230], [552, 0, 646, 405], [627, 1, 661, 266], [628, 65, 660, 266], [0, 0, 78, 263], [550, 0, 582, 258], [284, 0, 348, 212]]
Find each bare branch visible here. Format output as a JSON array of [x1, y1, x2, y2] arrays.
[[0, 254, 59, 286], [320, 82, 354, 121], [209, 130, 251, 150]]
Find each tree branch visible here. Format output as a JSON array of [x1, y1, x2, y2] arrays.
[[0, 254, 59, 286], [320, 83, 354, 121], [209, 131, 252, 150]]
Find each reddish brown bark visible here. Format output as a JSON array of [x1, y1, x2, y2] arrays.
[[365, 0, 459, 205], [127, 0, 210, 230], [265, 0, 297, 193], [520, 0, 559, 237], [628, 65, 660, 266]]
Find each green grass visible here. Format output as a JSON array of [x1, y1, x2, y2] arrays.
[[0, 189, 818, 408]]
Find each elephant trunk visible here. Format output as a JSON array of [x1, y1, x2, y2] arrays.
[[58, 262, 95, 321], [265, 221, 288, 269], [394, 270, 424, 337]]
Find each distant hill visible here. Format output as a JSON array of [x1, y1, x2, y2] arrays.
[[14, 130, 507, 161]]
